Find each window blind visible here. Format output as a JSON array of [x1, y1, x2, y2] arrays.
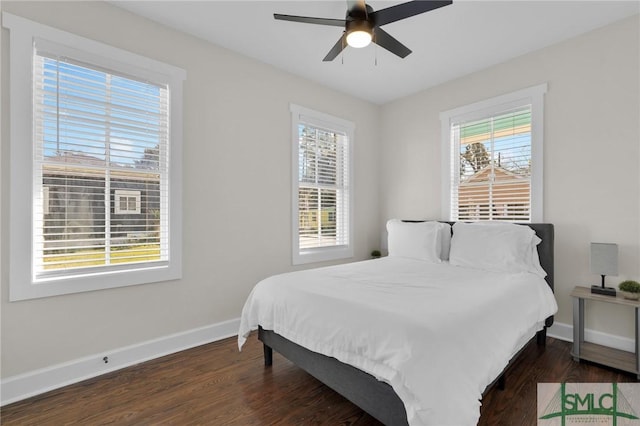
[[33, 45, 170, 278], [450, 106, 532, 222], [297, 121, 349, 250]]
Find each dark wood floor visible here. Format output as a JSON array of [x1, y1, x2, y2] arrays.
[[1, 334, 637, 425]]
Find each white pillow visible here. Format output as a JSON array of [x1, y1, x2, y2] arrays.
[[387, 219, 442, 263], [449, 222, 538, 274], [529, 235, 547, 278], [438, 222, 452, 261]]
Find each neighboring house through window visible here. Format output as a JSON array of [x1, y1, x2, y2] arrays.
[[3, 13, 186, 300], [440, 84, 547, 222], [291, 104, 354, 265], [115, 190, 142, 215], [42, 186, 50, 215]]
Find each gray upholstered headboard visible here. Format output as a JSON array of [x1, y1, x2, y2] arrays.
[[402, 221, 554, 292]]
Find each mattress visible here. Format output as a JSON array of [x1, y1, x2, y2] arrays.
[[238, 257, 557, 426]]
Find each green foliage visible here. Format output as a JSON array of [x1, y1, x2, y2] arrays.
[[618, 280, 640, 293]]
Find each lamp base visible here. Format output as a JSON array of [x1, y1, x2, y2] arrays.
[[591, 285, 617, 297]]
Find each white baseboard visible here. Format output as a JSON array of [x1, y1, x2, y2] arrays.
[[547, 321, 635, 352], [1, 318, 240, 406]]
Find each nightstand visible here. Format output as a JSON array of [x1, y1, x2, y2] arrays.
[[571, 286, 640, 378]]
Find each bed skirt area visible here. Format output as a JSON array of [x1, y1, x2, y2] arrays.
[[258, 325, 548, 426], [259, 326, 409, 426]]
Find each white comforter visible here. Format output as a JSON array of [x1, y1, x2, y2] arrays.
[[238, 257, 557, 426]]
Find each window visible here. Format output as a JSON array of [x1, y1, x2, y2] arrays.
[[291, 104, 353, 265], [115, 190, 141, 215], [440, 84, 546, 222], [4, 13, 186, 300]]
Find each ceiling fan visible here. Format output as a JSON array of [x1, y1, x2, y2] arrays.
[[274, 0, 453, 62]]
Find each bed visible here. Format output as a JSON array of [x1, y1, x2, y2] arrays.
[[238, 221, 557, 425]]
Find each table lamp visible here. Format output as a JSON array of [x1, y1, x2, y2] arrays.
[[590, 242, 618, 296]]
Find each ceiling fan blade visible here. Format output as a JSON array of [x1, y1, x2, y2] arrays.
[[374, 28, 412, 58], [371, 0, 452, 27], [274, 14, 346, 27], [323, 35, 347, 62]]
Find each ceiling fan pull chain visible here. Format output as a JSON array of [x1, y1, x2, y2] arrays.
[[375, 33, 378, 66]]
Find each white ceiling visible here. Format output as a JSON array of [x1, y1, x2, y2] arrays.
[[111, 1, 639, 104]]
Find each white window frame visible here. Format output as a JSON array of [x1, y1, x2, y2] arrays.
[[3, 13, 186, 301], [114, 190, 142, 215], [291, 104, 354, 265], [439, 84, 547, 222]]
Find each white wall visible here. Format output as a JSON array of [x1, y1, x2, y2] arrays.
[[380, 15, 640, 338], [0, 1, 381, 378]]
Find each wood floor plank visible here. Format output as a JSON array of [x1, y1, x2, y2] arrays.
[[1, 335, 637, 425]]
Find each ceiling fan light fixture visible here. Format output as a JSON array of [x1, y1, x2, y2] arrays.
[[346, 30, 372, 48], [346, 21, 373, 48]]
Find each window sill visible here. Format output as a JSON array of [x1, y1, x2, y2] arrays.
[[293, 246, 354, 265]]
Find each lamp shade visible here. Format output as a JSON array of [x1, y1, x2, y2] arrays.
[[590, 243, 618, 276]]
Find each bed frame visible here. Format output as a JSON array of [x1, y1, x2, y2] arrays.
[[258, 222, 554, 425]]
